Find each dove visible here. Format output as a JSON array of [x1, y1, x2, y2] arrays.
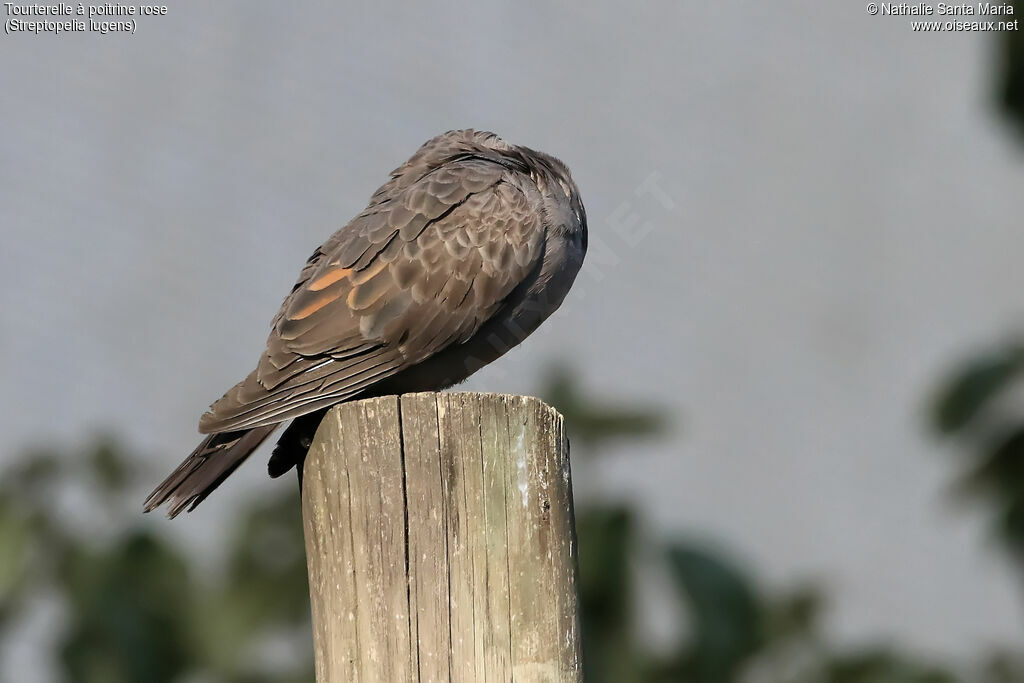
[[145, 129, 587, 517]]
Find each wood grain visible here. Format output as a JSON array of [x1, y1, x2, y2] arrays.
[[301, 392, 582, 682]]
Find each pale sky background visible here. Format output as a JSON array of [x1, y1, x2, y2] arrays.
[[2, 2, 1023, 676]]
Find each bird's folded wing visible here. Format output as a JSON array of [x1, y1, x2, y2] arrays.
[[198, 157, 544, 433]]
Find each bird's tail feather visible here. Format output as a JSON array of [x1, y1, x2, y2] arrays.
[[143, 425, 278, 518]]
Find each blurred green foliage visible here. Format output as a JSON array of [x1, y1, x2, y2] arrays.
[[930, 341, 1024, 562], [2, 372, 1018, 681], [0, 439, 313, 683], [543, 372, 1018, 683], [932, 8, 1024, 569]]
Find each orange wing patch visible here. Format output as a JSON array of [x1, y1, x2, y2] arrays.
[[350, 259, 389, 285], [290, 292, 342, 320], [308, 267, 353, 291]]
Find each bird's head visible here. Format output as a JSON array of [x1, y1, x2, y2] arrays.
[[516, 144, 588, 255], [387, 129, 588, 252]]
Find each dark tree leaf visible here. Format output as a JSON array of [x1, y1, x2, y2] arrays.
[[86, 437, 135, 494], [58, 533, 194, 683], [664, 541, 762, 683], [542, 365, 667, 451], [826, 648, 960, 683], [576, 506, 643, 683], [931, 345, 1024, 434], [0, 498, 32, 626], [997, 0, 1024, 137]]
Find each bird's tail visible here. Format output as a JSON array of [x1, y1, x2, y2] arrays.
[[143, 425, 278, 518]]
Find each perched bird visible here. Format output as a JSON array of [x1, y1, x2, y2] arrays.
[[144, 129, 588, 518]]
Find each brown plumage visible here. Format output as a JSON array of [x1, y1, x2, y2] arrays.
[[144, 129, 587, 518]]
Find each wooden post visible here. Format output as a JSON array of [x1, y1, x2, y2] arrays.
[[300, 392, 582, 682]]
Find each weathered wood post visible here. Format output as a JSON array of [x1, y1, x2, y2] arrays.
[[300, 392, 582, 682]]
